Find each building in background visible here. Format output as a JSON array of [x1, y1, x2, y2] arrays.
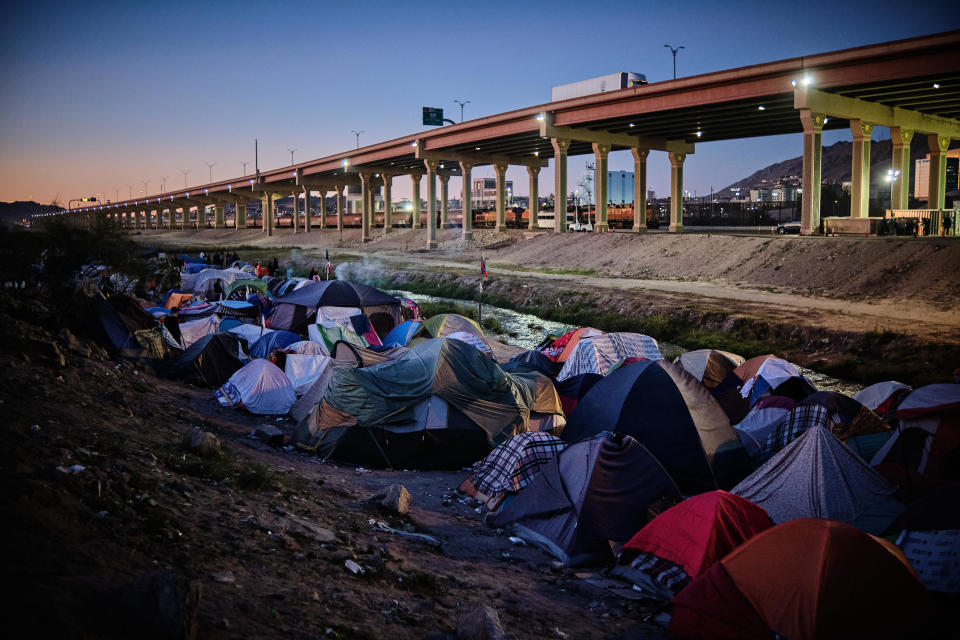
[[472, 178, 513, 209], [914, 150, 960, 201]]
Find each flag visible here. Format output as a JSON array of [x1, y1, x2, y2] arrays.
[[480, 255, 487, 279]]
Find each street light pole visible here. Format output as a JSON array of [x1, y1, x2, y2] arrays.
[[161, 176, 168, 193], [179, 168, 191, 188], [287, 148, 298, 165], [454, 99, 470, 123], [205, 161, 216, 183], [142, 180, 150, 197], [664, 44, 685, 79], [351, 130, 363, 149], [242, 162, 248, 176]]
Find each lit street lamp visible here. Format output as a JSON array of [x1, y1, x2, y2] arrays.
[[886, 168, 902, 211], [664, 44, 684, 79]]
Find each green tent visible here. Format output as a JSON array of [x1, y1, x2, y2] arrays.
[[419, 313, 483, 340], [223, 278, 269, 300]]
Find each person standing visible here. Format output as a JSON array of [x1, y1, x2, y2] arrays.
[[164, 307, 182, 345]]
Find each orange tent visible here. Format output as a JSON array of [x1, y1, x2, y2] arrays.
[[670, 519, 929, 640], [164, 292, 193, 310]]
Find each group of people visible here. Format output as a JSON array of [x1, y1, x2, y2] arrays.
[[254, 257, 281, 278], [200, 249, 239, 269]]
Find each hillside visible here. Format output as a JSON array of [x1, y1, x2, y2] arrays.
[[0, 200, 60, 223]]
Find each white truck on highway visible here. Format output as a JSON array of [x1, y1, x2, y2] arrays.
[[551, 72, 647, 102]]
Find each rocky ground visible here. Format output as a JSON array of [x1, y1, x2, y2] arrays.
[[1, 294, 662, 640]]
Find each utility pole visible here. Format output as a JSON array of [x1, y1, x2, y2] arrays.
[[351, 130, 364, 149], [664, 44, 684, 79], [454, 99, 470, 123]]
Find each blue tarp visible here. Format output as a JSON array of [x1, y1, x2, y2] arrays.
[[383, 320, 422, 347], [248, 329, 301, 359], [184, 263, 213, 274]]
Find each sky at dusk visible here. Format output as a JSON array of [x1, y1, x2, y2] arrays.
[[1, 0, 957, 206]]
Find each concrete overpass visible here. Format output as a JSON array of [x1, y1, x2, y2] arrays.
[[76, 30, 960, 243]]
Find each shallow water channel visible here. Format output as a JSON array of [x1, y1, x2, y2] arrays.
[[392, 289, 864, 397]]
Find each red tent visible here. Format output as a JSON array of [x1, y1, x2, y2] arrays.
[[619, 491, 769, 587], [669, 519, 929, 640]]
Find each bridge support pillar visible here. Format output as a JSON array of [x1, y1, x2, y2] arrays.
[[927, 134, 951, 210], [494, 162, 508, 233], [800, 111, 825, 235], [303, 189, 312, 233], [317, 191, 327, 230], [439, 174, 450, 228], [890, 128, 914, 210], [291, 191, 300, 233], [359, 172, 372, 243], [593, 143, 611, 232], [335, 185, 345, 231], [527, 166, 540, 230], [235, 201, 246, 230], [669, 152, 686, 232], [382, 174, 393, 233], [215, 203, 225, 229], [460, 162, 474, 241], [263, 195, 274, 236], [424, 160, 439, 249], [551, 138, 570, 232], [410, 171, 423, 230], [632, 148, 649, 233], [850, 120, 874, 218]]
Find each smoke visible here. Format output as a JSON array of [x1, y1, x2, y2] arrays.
[[335, 256, 387, 285]]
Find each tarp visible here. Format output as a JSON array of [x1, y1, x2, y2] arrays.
[[460, 432, 566, 510], [674, 349, 745, 390], [896, 528, 960, 593], [307, 323, 368, 354], [285, 340, 327, 355], [733, 426, 905, 534], [172, 333, 247, 387], [488, 433, 681, 566], [670, 519, 929, 640], [227, 323, 272, 346], [271, 280, 400, 334], [248, 329, 301, 359], [733, 395, 796, 456], [563, 359, 744, 494], [178, 314, 220, 349], [446, 330, 494, 360], [556, 332, 661, 381], [854, 380, 911, 415], [613, 491, 769, 598], [284, 353, 332, 395], [539, 327, 604, 363], [383, 320, 422, 348], [215, 358, 296, 415], [500, 349, 560, 379], [181, 268, 255, 298]]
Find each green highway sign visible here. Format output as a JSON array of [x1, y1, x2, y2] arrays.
[[422, 107, 444, 126]]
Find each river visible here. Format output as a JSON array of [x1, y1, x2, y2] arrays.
[[392, 289, 863, 396]]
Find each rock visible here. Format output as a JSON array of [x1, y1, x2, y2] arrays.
[[344, 559, 364, 575], [182, 430, 221, 458], [368, 484, 412, 515], [457, 604, 508, 640], [253, 424, 284, 446], [112, 570, 200, 640], [210, 571, 235, 584], [277, 513, 337, 543]]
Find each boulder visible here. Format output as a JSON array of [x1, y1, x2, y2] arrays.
[[182, 430, 221, 458], [368, 484, 413, 515], [457, 604, 508, 640]]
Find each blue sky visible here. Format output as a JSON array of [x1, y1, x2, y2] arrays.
[[1, 0, 957, 204]]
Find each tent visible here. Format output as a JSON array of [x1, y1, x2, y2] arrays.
[[382, 320, 422, 347], [539, 327, 604, 363], [674, 349, 745, 390], [669, 519, 930, 640], [271, 280, 401, 334], [563, 359, 745, 494], [248, 329, 301, 359], [284, 353, 333, 396], [285, 340, 327, 355], [446, 330, 495, 360], [854, 380, 911, 416], [487, 433, 681, 566], [181, 267, 255, 299], [307, 323, 369, 354], [78, 293, 156, 357], [712, 355, 816, 424], [555, 332, 662, 381], [290, 338, 563, 467], [172, 333, 247, 387], [178, 314, 220, 349], [555, 372, 603, 417], [733, 425, 905, 535], [223, 278, 269, 301], [419, 313, 484, 340], [215, 358, 296, 415], [872, 383, 960, 501], [330, 341, 407, 368], [733, 395, 796, 456], [612, 491, 770, 599], [227, 323, 272, 346], [500, 349, 560, 379], [799, 390, 889, 441], [459, 432, 566, 510]]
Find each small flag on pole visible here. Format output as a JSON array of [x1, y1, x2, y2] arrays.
[[480, 254, 487, 279]]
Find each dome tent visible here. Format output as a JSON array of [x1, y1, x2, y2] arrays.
[[215, 358, 296, 415]]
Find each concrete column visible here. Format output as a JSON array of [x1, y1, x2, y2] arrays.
[[215, 203, 225, 229], [890, 128, 914, 210], [236, 201, 246, 230], [382, 174, 393, 233], [439, 174, 450, 228], [292, 191, 300, 233], [424, 160, 438, 249], [632, 148, 649, 234], [317, 191, 327, 230], [494, 162, 508, 233], [800, 111, 825, 235], [527, 166, 540, 230], [849, 120, 874, 218], [460, 162, 474, 241], [359, 172, 372, 243], [263, 195, 274, 236], [551, 138, 571, 232], [335, 185, 345, 230], [927, 134, 951, 210], [593, 143, 611, 232], [410, 171, 423, 229], [668, 152, 686, 233], [303, 189, 312, 233]]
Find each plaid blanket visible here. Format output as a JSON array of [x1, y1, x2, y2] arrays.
[[621, 550, 692, 595], [460, 432, 565, 510], [762, 404, 831, 455]]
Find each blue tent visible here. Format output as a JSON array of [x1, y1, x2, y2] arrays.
[[248, 330, 301, 359], [184, 263, 212, 274], [564, 359, 747, 493], [383, 320, 422, 347], [501, 349, 560, 379]]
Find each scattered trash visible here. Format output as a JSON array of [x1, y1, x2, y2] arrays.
[[29, 424, 40, 433], [368, 519, 441, 548], [508, 536, 527, 546], [344, 559, 364, 575], [56, 464, 85, 474]]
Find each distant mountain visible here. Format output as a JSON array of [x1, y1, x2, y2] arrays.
[[721, 137, 956, 195], [0, 201, 60, 223]]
